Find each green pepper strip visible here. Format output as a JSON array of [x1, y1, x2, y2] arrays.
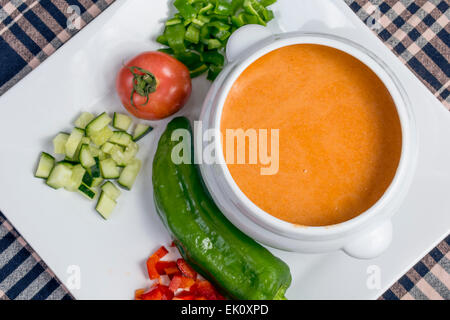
[[199, 2, 214, 14], [207, 20, 231, 31], [185, 24, 200, 44], [165, 23, 186, 53], [202, 51, 225, 66], [192, 15, 210, 27], [259, 0, 277, 7], [165, 18, 182, 26], [231, 14, 245, 27], [231, 0, 244, 14], [207, 65, 223, 81], [243, 0, 267, 25], [199, 25, 210, 45], [189, 64, 208, 78], [156, 34, 168, 46], [243, 13, 259, 25], [211, 29, 230, 41], [174, 0, 197, 20], [265, 9, 274, 21], [158, 48, 174, 55], [207, 39, 221, 50], [214, 0, 233, 15], [175, 50, 202, 69]]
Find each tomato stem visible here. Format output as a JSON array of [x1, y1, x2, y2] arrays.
[[128, 66, 157, 108]]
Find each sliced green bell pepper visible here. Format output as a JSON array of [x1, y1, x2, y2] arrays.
[[158, 0, 278, 79]]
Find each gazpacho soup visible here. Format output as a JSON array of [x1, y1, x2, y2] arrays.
[[221, 44, 402, 227]]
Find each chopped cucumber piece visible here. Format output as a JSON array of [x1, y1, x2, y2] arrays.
[[66, 144, 82, 162], [109, 131, 133, 147], [86, 112, 112, 137], [113, 113, 133, 131], [75, 112, 95, 129], [124, 141, 139, 158], [101, 142, 116, 154], [101, 181, 121, 200], [65, 128, 84, 159], [35, 152, 55, 179], [129, 141, 139, 150], [53, 133, 69, 154], [82, 170, 93, 187], [110, 148, 128, 166], [79, 144, 96, 168], [98, 150, 108, 161], [95, 192, 116, 219], [101, 142, 125, 154], [91, 177, 104, 187], [78, 183, 97, 200], [65, 164, 86, 192], [46, 164, 73, 189], [89, 145, 101, 157], [90, 126, 113, 146], [100, 158, 120, 179], [90, 157, 101, 178], [133, 124, 153, 141], [58, 160, 75, 168], [118, 159, 141, 190], [81, 137, 91, 145], [110, 142, 137, 166]]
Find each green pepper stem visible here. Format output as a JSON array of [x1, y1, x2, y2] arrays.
[[127, 66, 158, 108]]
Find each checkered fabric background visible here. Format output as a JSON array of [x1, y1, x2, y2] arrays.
[[0, 212, 72, 300], [344, 0, 449, 108], [0, 0, 114, 95], [0, 0, 449, 300], [380, 236, 450, 300]]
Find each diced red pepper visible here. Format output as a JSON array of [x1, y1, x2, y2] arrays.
[[174, 290, 190, 297], [140, 284, 174, 300], [137, 244, 226, 300], [176, 258, 197, 280], [174, 291, 196, 300], [190, 280, 224, 300], [158, 284, 175, 300], [169, 276, 182, 292], [173, 295, 197, 300], [155, 261, 177, 275], [164, 266, 181, 279], [146, 261, 159, 280], [172, 289, 209, 300], [135, 288, 145, 300], [146, 246, 169, 279], [141, 287, 162, 300], [154, 246, 169, 259], [169, 275, 196, 292]]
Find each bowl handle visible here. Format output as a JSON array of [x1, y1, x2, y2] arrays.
[[343, 220, 393, 259], [226, 24, 273, 62]]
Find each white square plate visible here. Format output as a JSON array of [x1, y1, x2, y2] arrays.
[[0, 0, 449, 299]]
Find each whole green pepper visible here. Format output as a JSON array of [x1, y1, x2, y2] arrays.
[[152, 117, 292, 300]]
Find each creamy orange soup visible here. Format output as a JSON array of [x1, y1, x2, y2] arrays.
[[221, 44, 402, 226]]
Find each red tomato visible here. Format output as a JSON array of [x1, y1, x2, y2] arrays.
[[116, 51, 191, 120]]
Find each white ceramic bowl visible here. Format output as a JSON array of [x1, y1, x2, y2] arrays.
[[198, 25, 418, 259]]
